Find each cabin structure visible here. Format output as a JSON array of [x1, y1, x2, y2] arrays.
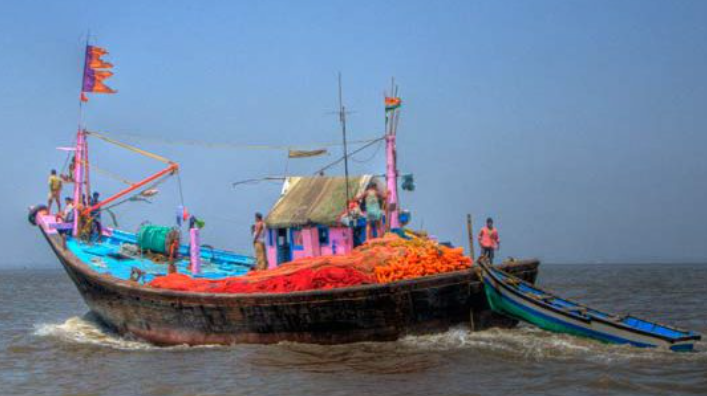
[[264, 175, 386, 268]]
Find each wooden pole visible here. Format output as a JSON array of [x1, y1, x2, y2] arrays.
[[338, 73, 351, 212], [466, 214, 475, 262]]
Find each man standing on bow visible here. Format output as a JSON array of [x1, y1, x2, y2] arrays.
[[478, 217, 500, 264], [252, 212, 268, 271], [47, 169, 63, 214]]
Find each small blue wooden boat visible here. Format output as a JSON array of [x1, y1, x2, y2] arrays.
[[477, 260, 701, 351]]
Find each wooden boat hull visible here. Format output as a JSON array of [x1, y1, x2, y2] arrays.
[[479, 262, 700, 351], [42, 229, 540, 346]]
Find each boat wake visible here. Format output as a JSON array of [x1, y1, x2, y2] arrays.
[[400, 325, 707, 363], [34, 314, 157, 351], [33, 316, 705, 364]]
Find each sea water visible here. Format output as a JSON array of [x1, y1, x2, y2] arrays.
[[1, 264, 706, 396]]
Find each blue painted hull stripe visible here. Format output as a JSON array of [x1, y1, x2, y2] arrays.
[[485, 277, 656, 348]]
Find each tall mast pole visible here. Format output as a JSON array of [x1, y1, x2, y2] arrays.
[[73, 33, 90, 236], [338, 73, 351, 211], [72, 130, 84, 236], [385, 78, 401, 229]]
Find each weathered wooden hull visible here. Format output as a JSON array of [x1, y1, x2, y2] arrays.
[[42, 229, 540, 346]]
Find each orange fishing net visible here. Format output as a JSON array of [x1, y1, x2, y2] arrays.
[[148, 233, 472, 294], [368, 234, 472, 282]]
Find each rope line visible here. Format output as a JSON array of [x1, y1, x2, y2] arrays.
[[85, 130, 173, 164], [350, 139, 383, 164], [88, 130, 383, 151], [102, 175, 172, 211], [77, 159, 134, 186], [232, 176, 286, 188], [176, 172, 186, 208], [313, 137, 385, 175]]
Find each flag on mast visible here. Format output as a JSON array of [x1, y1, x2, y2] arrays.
[[81, 45, 116, 102], [384, 96, 401, 112]]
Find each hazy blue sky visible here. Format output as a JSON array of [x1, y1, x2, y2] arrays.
[[2, 0, 706, 267]]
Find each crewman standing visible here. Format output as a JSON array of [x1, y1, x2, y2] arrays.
[[252, 212, 268, 271], [478, 217, 500, 264], [47, 169, 63, 214]]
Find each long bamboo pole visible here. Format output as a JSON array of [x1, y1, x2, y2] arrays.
[[466, 214, 475, 262]]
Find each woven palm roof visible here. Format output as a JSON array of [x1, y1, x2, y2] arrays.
[[265, 175, 380, 228]]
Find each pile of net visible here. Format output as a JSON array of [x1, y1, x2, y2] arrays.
[[148, 233, 472, 294]]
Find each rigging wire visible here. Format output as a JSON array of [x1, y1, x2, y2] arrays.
[[59, 149, 73, 175], [232, 177, 286, 188], [78, 159, 134, 186], [85, 130, 173, 164], [350, 139, 383, 164], [232, 136, 385, 187], [176, 172, 186, 208], [312, 137, 385, 175], [89, 130, 383, 151], [102, 175, 173, 211]]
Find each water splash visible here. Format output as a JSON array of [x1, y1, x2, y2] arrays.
[[33, 316, 706, 364], [34, 315, 158, 351], [400, 325, 707, 363]]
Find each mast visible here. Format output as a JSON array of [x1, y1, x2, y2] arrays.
[[385, 78, 401, 229], [72, 129, 85, 236], [73, 35, 90, 236], [338, 73, 351, 211], [72, 33, 117, 235]]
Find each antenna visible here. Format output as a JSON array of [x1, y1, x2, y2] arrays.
[[338, 72, 351, 211]]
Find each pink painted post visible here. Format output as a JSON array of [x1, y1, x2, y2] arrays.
[[189, 227, 201, 274], [386, 134, 400, 229], [72, 130, 84, 236], [266, 243, 278, 269], [301, 228, 320, 258]]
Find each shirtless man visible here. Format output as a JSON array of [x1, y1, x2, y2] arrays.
[[47, 169, 63, 214], [252, 213, 268, 270]]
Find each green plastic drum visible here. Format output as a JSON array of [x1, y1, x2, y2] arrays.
[[137, 225, 179, 254]]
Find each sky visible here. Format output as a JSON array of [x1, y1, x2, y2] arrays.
[[1, 0, 706, 267]]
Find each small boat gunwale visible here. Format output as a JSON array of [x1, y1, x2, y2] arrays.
[[478, 260, 701, 350]]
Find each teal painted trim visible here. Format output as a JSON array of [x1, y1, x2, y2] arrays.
[[484, 278, 656, 348]]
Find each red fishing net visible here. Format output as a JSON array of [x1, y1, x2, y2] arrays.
[[149, 266, 375, 294], [148, 233, 472, 294]]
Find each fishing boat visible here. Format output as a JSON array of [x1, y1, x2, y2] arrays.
[[28, 44, 541, 346], [477, 259, 701, 351]]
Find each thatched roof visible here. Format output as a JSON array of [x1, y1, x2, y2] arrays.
[[265, 175, 381, 228]]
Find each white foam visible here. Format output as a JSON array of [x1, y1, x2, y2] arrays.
[[34, 316, 158, 351], [400, 326, 707, 362], [34, 317, 706, 361]]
